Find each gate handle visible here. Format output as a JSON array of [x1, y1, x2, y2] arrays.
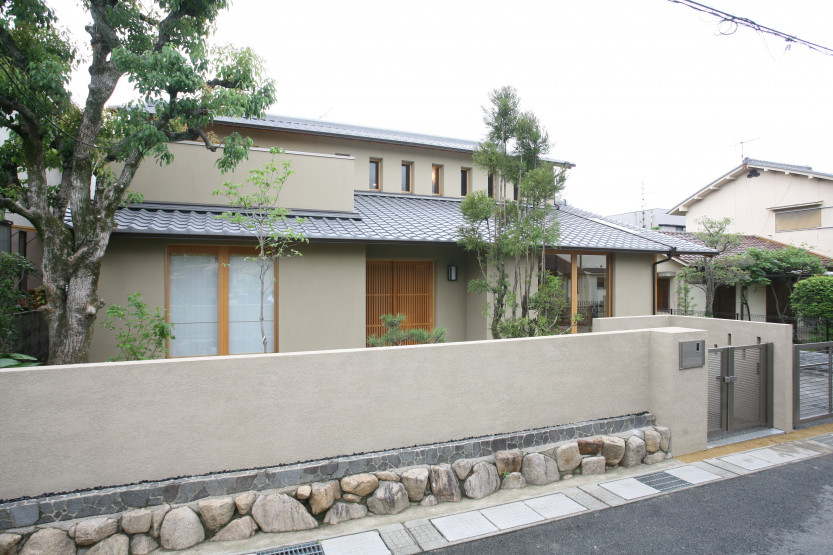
[[724, 376, 738, 383]]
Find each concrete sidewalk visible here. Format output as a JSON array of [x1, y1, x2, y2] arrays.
[[183, 423, 833, 555]]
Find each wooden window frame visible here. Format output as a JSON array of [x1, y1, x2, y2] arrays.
[[366, 260, 435, 340], [461, 168, 470, 197], [369, 158, 382, 191], [166, 244, 278, 357], [401, 161, 413, 193], [545, 250, 612, 334], [431, 165, 443, 196]]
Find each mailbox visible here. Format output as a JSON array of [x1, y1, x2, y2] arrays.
[[679, 340, 706, 369]]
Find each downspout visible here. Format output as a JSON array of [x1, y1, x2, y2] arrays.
[[653, 249, 677, 315]]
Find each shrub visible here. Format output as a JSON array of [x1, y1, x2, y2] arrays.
[[101, 293, 175, 361], [367, 313, 447, 347]]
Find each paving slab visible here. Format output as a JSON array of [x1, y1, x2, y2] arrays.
[[479, 501, 544, 530], [598, 478, 660, 500], [523, 493, 588, 520], [578, 483, 629, 507], [689, 460, 739, 479], [718, 452, 775, 471], [746, 447, 814, 465], [665, 465, 722, 485], [377, 523, 421, 555], [320, 531, 391, 555], [561, 486, 609, 512], [402, 519, 448, 552], [431, 510, 499, 542]]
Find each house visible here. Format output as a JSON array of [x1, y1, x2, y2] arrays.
[[654, 231, 831, 318], [670, 158, 833, 258], [606, 209, 686, 232], [83, 114, 714, 361]]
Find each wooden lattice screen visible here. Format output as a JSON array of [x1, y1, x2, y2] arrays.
[[366, 260, 434, 339]]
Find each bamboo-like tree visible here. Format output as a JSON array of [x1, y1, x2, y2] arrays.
[[0, 1, 276, 363], [458, 87, 570, 338]]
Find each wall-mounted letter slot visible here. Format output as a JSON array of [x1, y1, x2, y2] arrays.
[[680, 340, 706, 369]]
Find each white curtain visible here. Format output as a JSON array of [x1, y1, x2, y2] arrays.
[[228, 255, 275, 354], [169, 253, 219, 356]]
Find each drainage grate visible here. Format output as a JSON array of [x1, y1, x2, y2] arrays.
[[812, 434, 833, 447], [254, 541, 324, 555], [635, 471, 691, 493]]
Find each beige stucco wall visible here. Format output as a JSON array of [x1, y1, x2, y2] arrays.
[[594, 315, 794, 432], [128, 142, 355, 212], [366, 244, 470, 343], [0, 326, 707, 499], [612, 253, 654, 316], [278, 243, 366, 352], [92, 237, 167, 362], [683, 171, 833, 257], [91, 239, 367, 361], [212, 124, 489, 199]]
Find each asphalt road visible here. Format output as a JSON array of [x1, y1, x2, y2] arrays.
[[428, 452, 833, 555]]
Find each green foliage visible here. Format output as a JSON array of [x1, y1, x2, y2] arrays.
[[0, 1, 277, 364], [738, 245, 825, 319], [458, 87, 571, 338], [367, 314, 447, 347], [213, 147, 307, 352], [101, 293, 174, 361], [675, 280, 696, 314], [677, 217, 747, 316], [0, 252, 35, 353], [0, 352, 41, 368], [791, 276, 833, 321]]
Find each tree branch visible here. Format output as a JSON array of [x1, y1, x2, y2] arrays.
[[0, 24, 29, 71]]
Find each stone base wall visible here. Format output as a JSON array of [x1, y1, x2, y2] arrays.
[[0, 416, 671, 553]]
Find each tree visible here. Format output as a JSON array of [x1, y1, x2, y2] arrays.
[[0, 250, 34, 353], [677, 217, 747, 316], [739, 246, 825, 320], [791, 275, 833, 321], [0, 1, 276, 364], [213, 147, 307, 353], [366, 313, 447, 347], [458, 86, 570, 338]]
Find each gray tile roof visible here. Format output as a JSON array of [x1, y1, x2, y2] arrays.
[[213, 114, 576, 168], [112, 192, 714, 254]]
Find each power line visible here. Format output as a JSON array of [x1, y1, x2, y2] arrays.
[[668, 0, 833, 56]]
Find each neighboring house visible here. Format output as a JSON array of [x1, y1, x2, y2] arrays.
[[670, 158, 833, 258], [607, 209, 686, 232], [655, 231, 831, 318], [36, 114, 712, 361]]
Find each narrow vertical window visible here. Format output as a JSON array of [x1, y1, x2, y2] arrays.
[[401, 162, 412, 193], [432, 165, 442, 195], [513, 184, 519, 201], [369, 159, 381, 190], [461, 168, 470, 196], [487, 173, 494, 198]]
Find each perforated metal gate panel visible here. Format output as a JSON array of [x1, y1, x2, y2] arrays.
[[731, 347, 763, 431], [708, 350, 723, 433], [794, 344, 833, 424], [708, 344, 769, 435]]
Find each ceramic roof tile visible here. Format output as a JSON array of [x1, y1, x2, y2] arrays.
[[111, 192, 714, 254]]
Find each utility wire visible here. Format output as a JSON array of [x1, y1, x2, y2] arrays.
[[668, 0, 833, 56]]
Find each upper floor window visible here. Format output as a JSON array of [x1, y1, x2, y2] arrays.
[[432, 165, 442, 195], [461, 168, 470, 196], [369, 159, 381, 190], [487, 173, 494, 198], [775, 207, 821, 231], [402, 162, 412, 193]]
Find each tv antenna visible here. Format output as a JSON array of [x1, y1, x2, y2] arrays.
[[732, 137, 760, 161]]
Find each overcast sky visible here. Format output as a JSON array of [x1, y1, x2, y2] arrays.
[[51, 0, 833, 216]]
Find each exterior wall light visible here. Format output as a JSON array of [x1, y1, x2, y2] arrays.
[[447, 264, 458, 281]]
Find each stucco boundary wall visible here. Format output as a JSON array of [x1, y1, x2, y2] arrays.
[[0, 327, 706, 502], [594, 315, 794, 432]]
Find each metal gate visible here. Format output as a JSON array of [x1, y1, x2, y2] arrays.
[[708, 344, 772, 435], [793, 342, 833, 425]]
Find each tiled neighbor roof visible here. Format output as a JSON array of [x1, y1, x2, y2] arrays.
[[213, 114, 576, 167], [112, 192, 715, 255], [659, 231, 833, 266]]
